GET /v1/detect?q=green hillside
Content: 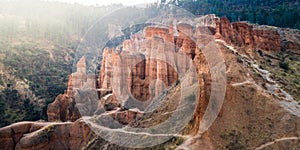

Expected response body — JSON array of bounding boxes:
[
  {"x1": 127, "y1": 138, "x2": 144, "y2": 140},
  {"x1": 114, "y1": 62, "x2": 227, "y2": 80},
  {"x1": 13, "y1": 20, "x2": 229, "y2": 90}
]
[
  {"x1": 0, "y1": 0, "x2": 122, "y2": 127},
  {"x1": 162, "y1": 0, "x2": 300, "y2": 29}
]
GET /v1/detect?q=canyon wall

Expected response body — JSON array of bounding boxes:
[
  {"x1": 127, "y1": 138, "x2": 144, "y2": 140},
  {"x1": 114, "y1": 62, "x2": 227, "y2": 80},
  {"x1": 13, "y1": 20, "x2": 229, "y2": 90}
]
[
  {"x1": 48, "y1": 15, "x2": 286, "y2": 124},
  {"x1": 215, "y1": 17, "x2": 281, "y2": 52},
  {"x1": 3, "y1": 14, "x2": 300, "y2": 149},
  {"x1": 98, "y1": 25, "x2": 197, "y2": 109}
]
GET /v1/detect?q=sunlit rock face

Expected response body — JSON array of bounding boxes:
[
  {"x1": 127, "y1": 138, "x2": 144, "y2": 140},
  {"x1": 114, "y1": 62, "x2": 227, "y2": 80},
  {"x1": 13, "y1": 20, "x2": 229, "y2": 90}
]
[
  {"x1": 48, "y1": 57, "x2": 97, "y2": 122},
  {"x1": 47, "y1": 93, "x2": 81, "y2": 122},
  {"x1": 48, "y1": 15, "x2": 286, "y2": 123},
  {"x1": 97, "y1": 22, "x2": 210, "y2": 110},
  {"x1": 215, "y1": 17, "x2": 281, "y2": 52},
  {"x1": 48, "y1": 15, "x2": 216, "y2": 121},
  {"x1": 67, "y1": 56, "x2": 96, "y2": 96},
  {"x1": 3, "y1": 13, "x2": 300, "y2": 150},
  {"x1": 0, "y1": 120, "x2": 91, "y2": 150}
]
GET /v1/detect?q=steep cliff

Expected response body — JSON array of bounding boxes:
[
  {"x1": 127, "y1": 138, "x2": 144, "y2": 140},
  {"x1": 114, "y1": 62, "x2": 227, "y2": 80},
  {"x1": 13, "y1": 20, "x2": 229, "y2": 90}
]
[
  {"x1": 215, "y1": 17, "x2": 281, "y2": 56},
  {"x1": 1, "y1": 14, "x2": 300, "y2": 150}
]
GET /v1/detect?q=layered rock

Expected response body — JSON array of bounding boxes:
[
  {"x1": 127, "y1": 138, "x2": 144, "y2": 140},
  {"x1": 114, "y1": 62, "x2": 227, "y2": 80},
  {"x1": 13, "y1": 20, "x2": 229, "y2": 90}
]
[
  {"x1": 67, "y1": 56, "x2": 96, "y2": 96},
  {"x1": 0, "y1": 120, "x2": 92, "y2": 150},
  {"x1": 2, "y1": 14, "x2": 300, "y2": 150},
  {"x1": 95, "y1": 17, "x2": 227, "y2": 117},
  {"x1": 215, "y1": 17, "x2": 281, "y2": 52},
  {"x1": 47, "y1": 94, "x2": 80, "y2": 122},
  {"x1": 48, "y1": 57, "x2": 96, "y2": 122},
  {"x1": 144, "y1": 25, "x2": 174, "y2": 43},
  {"x1": 98, "y1": 23, "x2": 203, "y2": 110}
]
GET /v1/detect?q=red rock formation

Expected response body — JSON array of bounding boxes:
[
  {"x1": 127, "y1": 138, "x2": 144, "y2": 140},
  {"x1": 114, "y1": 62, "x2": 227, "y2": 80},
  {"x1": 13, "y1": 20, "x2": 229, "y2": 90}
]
[
  {"x1": 46, "y1": 56, "x2": 98, "y2": 122},
  {"x1": 0, "y1": 120, "x2": 92, "y2": 150},
  {"x1": 4, "y1": 14, "x2": 300, "y2": 150},
  {"x1": 196, "y1": 26, "x2": 216, "y2": 36},
  {"x1": 71, "y1": 57, "x2": 88, "y2": 89},
  {"x1": 98, "y1": 25, "x2": 201, "y2": 108},
  {"x1": 98, "y1": 48, "x2": 115, "y2": 92},
  {"x1": 144, "y1": 26, "x2": 174, "y2": 43},
  {"x1": 253, "y1": 29, "x2": 281, "y2": 51},
  {"x1": 176, "y1": 23, "x2": 196, "y2": 59},
  {"x1": 215, "y1": 17, "x2": 281, "y2": 52},
  {"x1": 51, "y1": 16, "x2": 282, "y2": 126},
  {"x1": 66, "y1": 75, "x2": 73, "y2": 96},
  {"x1": 47, "y1": 94, "x2": 80, "y2": 122},
  {"x1": 111, "y1": 110, "x2": 143, "y2": 125},
  {"x1": 49, "y1": 57, "x2": 99, "y2": 122},
  {"x1": 67, "y1": 56, "x2": 96, "y2": 96}
]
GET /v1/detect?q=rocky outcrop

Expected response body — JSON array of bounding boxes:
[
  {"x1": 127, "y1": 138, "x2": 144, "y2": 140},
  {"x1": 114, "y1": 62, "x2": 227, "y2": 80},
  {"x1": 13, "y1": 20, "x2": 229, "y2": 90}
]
[
  {"x1": 47, "y1": 94, "x2": 80, "y2": 122},
  {"x1": 67, "y1": 57, "x2": 96, "y2": 96},
  {"x1": 48, "y1": 57, "x2": 98, "y2": 122},
  {"x1": 98, "y1": 23, "x2": 203, "y2": 110},
  {"x1": 215, "y1": 17, "x2": 281, "y2": 52},
  {"x1": 0, "y1": 120, "x2": 92, "y2": 150},
  {"x1": 3, "y1": 14, "x2": 300, "y2": 150},
  {"x1": 278, "y1": 28, "x2": 300, "y2": 51},
  {"x1": 0, "y1": 122, "x2": 45, "y2": 150},
  {"x1": 51, "y1": 15, "x2": 287, "y2": 123}
]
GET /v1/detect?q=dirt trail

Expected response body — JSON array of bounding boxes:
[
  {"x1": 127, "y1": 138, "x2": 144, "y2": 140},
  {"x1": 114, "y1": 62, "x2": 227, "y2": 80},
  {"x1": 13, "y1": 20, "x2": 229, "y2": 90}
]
[
  {"x1": 216, "y1": 39, "x2": 300, "y2": 117},
  {"x1": 255, "y1": 137, "x2": 300, "y2": 150}
]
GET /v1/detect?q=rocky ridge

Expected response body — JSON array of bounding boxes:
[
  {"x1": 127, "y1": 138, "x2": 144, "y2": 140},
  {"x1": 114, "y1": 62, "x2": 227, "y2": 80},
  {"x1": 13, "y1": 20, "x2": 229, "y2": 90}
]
[{"x1": 1, "y1": 14, "x2": 300, "y2": 150}]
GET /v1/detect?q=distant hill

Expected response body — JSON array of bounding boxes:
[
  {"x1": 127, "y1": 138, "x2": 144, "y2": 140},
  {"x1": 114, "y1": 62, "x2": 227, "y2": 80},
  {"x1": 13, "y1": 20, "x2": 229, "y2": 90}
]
[{"x1": 162, "y1": 0, "x2": 300, "y2": 29}]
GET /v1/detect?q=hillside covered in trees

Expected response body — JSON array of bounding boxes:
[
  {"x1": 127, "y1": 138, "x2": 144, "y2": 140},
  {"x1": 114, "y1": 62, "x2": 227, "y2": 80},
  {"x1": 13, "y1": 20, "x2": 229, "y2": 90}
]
[
  {"x1": 162, "y1": 0, "x2": 300, "y2": 29},
  {"x1": 0, "y1": 0, "x2": 160, "y2": 127},
  {"x1": 0, "y1": 0, "x2": 123, "y2": 127}
]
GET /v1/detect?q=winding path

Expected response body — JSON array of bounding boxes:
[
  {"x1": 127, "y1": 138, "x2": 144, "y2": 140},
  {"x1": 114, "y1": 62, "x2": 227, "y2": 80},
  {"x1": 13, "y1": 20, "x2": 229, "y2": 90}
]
[{"x1": 255, "y1": 137, "x2": 300, "y2": 150}]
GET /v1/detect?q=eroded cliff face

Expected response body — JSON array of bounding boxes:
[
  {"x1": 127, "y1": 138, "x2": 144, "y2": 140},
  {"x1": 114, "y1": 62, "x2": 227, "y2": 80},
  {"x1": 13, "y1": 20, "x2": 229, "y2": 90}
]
[
  {"x1": 47, "y1": 56, "x2": 96, "y2": 122},
  {"x1": 215, "y1": 17, "x2": 281, "y2": 55},
  {"x1": 177, "y1": 40, "x2": 300, "y2": 149},
  {"x1": 0, "y1": 120, "x2": 92, "y2": 150},
  {"x1": 98, "y1": 23, "x2": 204, "y2": 110},
  {"x1": 1, "y1": 15, "x2": 300, "y2": 150},
  {"x1": 47, "y1": 94, "x2": 80, "y2": 122},
  {"x1": 52, "y1": 15, "x2": 287, "y2": 124}
]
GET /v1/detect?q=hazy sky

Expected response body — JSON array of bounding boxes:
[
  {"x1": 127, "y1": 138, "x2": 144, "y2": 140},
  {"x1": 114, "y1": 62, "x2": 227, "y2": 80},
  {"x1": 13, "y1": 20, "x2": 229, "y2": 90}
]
[{"x1": 46, "y1": 0, "x2": 158, "y2": 6}]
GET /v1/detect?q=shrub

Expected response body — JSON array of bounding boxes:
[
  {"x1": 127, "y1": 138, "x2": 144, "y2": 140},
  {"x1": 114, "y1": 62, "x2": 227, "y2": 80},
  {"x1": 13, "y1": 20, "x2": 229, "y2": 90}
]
[
  {"x1": 257, "y1": 49, "x2": 264, "y2": 57},
  {"x1": 279, "y1": 61, "x2": 289, "y2": 71},
  {"x1": 237, "y1": 56, "x2": 243, "y2": 63}
]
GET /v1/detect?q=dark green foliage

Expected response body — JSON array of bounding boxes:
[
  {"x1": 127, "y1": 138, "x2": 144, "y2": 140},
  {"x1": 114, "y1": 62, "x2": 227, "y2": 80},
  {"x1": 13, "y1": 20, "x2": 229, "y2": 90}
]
[
  {"x1": 237, "y1": 56, "x2": 243, "y2": 63},
  {"x1": 104, "y1": 23, "x2": 151, "y2": 48},
  {"x1": 0, "y1": 99, "x2": 8, "y2": 127},
  {"x1": 0, "y1": 0, "x2": 162, "y2": 125},
  {"x1": 162, "y1": 0, "x2": 300, "y2": 29},
  {"x1": 0, "y1": 88, "x2": 40, "y2": 127},
  {"x1": 279, "y1": 61, "x2": 289, "y2": 71},
  {"x1": 220, "y1": 129, "x2": 246, "y2": 150},
  {"x1": 0, "y1": 0, "x2": 124, "y2": 124},
  {"x1": 257, "y1": 50, "x2": 264, "y2": 57},
  {"x1": 23, "y1": 99, "x2": 40, "y2": 121}
]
